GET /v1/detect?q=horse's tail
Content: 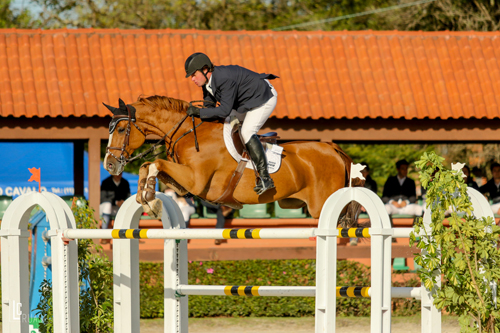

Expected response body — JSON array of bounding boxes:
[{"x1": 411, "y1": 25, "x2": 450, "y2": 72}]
[{"x1": 326, "y1": 142, "x2": 364, "y2": 228}]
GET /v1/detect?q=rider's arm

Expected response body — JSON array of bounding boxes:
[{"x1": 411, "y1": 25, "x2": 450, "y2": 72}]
[{"x1": 200, "y1": 79, "x2": 237, "y2": 119}]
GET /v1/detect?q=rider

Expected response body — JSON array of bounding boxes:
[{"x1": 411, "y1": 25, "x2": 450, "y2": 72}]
[{"x1": 184, "y1": 52, "x2": 279, "y2": 195}]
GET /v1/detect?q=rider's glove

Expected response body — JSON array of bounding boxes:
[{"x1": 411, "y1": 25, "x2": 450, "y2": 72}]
[{"x1": 187, "y1": 105, "x2": 201, "y2": 117}]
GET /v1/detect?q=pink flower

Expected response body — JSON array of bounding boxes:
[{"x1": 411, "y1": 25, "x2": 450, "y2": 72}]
[
  {"x1": 199, "y1": 261, "x2": 203, "y2": 265},
  {"x1": 189, "y1": 261, "x2": 192, "y2": 263},
  {"x1": 283, "y1": 271, "x2": 286, "y2": 274},
  {"x1": 207, "y1": 268, "x2": 214, "y2": 274}
]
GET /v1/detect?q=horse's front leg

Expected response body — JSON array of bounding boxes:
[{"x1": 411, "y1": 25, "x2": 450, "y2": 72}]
[
  {"x1": 136, "y1": 161, "x2": 152, "y2": 206},
  {"x1": 138, "y1": 159, "x2": 198, "y2": 218}
]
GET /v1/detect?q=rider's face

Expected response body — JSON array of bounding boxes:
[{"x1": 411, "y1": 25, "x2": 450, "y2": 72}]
[{"x1": 190, "y1": 69, "x2": 209, "y2": 87}]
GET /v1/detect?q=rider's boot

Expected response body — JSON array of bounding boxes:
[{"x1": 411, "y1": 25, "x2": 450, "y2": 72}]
[{"x1": 245, "y1": 134, "x2": 275, "y2": 195}]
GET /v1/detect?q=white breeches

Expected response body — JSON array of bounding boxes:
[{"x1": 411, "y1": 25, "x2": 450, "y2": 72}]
[
  {"x1": 232, "y1": 80, "x2": 278, "y2": 144},
  {"x1": 385, "y1": 203, "x2": 423, "y2": 216}
]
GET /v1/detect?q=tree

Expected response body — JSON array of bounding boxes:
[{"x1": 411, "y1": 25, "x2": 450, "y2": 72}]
[
  {"x1": 339, "y1": 143, "x2": 435, "y2": 196},
  {"x1": 0, "y1": 0, "x2": 35, "y2": 28},
  {"x1": 413, "y1": 152, "x2": 500, "y2": 332},
  {"x1": 395, "y1": 0, "x2": 500, "y2": 31},
  {"x1": 31, "y1": 0, "x2": 402, "y2": 30}
]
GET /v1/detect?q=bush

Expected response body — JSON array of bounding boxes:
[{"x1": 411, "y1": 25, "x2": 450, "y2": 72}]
[{"x1": 139, "y1": 259, "x2": 421, "y2": 318}]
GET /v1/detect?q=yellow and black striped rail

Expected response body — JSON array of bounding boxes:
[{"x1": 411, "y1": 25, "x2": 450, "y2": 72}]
[
  {"x1": 336, "y1": 286, "x2": 370, "y2": 298},
  {"x1": 217, "y1": 286, "x2": 370, "y2": 297},
  {"x1": 111, "y1": 229, "x2": 149, "y2": 239},
  {"x1": 223, "y1": 286, "x2": 261, "y2": 296},
  {"x1": 222, "y1": 229, "x2": 261, "y2": 239},
  {"x1": 337, "y1": 228, "x2": 370, "y2": 238},
  {"x1": 109, "y1": 228, "x2": 263, "y2": 239},
  {"x1": 108, "y1": 228, "x2": 368, "y2": 240}
]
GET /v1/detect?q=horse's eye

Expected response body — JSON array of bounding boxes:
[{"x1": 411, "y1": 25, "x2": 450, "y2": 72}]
[{"x1": 117, "y1": 127, "x2": 125, "y2": 134}]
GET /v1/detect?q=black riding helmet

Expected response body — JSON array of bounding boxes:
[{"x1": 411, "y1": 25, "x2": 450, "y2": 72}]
[{"x1": 185, "y1": 52, "x2": 213, "y2": 78}]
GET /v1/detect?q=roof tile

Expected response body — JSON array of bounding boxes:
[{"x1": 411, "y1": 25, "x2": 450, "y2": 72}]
[{"x1": 0, "y1": 29, "x2": 500, "y2": 119}]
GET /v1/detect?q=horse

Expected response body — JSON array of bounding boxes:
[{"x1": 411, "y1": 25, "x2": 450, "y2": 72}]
[{"x1": 103, "y1": 96, "x2": 362, "y2": 222}]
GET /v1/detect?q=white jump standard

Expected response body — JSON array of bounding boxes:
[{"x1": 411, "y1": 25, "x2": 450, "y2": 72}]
[{"x1": 5, "y1": 186, "x2": 482, "y2": 333}]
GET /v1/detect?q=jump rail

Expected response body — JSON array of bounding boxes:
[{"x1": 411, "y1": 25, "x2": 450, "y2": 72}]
[{"x1": 1, "y1": 187, "x2": 493, "y2": 333}]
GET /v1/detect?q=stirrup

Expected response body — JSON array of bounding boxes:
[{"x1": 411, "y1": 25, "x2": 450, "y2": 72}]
[{"x1": 254, "y1": 177, "x2": 275, "y2": 195}]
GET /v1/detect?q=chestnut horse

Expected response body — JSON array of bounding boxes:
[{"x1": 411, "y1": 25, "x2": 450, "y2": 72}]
[{"x1": 103, "y1": 96, "x2": 361, "y2": 221}]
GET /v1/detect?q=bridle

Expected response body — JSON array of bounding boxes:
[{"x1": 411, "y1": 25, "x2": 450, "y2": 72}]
[{"x1": 106, "y1": 104, "x2": 203, "y2": 169}]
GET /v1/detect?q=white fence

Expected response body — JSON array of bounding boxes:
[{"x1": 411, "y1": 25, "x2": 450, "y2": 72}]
[{"x1": 1, "y1": 187, "x2": 494, "y2": 333}]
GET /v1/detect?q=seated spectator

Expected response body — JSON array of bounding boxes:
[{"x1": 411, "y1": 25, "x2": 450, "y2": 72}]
[
  {"x1": 100, "y1": 173, "x2": 131, "y2": 243},
  {"x1": 462, "y1": 165, "x2": 479, "y2": 190},
  {"x1": 479, "y1": 162, "x2": 500, "y2": 215},
  {"x1": 164, "y1": 189, "x2": 196, "y2": 226},
  {"x1": 382, "y1": 159, "x2": 423, "y2": 217}
]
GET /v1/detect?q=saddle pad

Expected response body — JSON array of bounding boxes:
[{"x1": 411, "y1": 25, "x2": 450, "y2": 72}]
[{"x1": 223, "y1": 117, "x2": 283, "y2": 174}]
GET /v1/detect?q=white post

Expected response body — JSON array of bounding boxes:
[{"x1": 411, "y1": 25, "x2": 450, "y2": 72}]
[
  {"x1": 45, "y1": 193, "x2": 79, "y2": 333},
  {"x1": 156, "y1": 193, "x2": 188, "y2": 333},
  {"x1": 362, "y1": 189, "x2": 393, "y2": 333},
  {"x1": 315, "y1": 187, "x2": 392, "y2": 333},
  {"x1": 112, "y1": 196, "x2": 143, "y2": 333},
  {"x1": 1, "y1": 192, "x2": 79, "y2": 333},
  {"x1": 421, "y1": 207, "x2": 441, "y2": 333}
]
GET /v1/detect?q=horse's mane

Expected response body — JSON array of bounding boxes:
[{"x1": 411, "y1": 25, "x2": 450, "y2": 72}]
[{"x1": 137, "y1": 95, "x2": 190, "y2": 113}]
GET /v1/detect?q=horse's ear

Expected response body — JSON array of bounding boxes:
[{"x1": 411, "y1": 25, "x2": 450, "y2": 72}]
[
  {"x1": 103, "y1": 102, "x2": 119, "y2": 115},
  {"x1": 119, "y1": 98, "x2": 127, "y2": 110}
]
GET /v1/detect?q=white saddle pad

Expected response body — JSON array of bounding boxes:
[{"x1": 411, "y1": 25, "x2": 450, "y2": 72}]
[{"x1": 223, "y1": 117, "x2": 283, "y2": 174}]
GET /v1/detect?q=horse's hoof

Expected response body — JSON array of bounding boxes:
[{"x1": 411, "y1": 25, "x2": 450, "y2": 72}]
[{"x1": 146, "y1": 198, "x2": 162, "y2": 219}]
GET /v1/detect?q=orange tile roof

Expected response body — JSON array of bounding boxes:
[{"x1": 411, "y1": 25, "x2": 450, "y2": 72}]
[{"x1": 1, "y1": 29, "x2": 500, "y2": 120}]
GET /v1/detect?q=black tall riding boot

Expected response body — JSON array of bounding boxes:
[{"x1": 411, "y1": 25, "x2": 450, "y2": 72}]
[{"x1": 245, "y1": 134, "x2": 275, "y2": 195}]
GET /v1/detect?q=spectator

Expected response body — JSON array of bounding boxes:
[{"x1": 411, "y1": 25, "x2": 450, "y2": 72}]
[
  {"x1": 361, "y1": 162, "x2": 377, "y2": 194},
  {"x1": 472, "y1": 166, "x2": 486, "y2": 188},
  {"x1": 382, "y1": 159, "x2": 423, "y2": 217},
  {"x1": 200, "y1": 200, "x2": 234, "y2": 245},
  {"x1": 100, "y1": 173, "x2": 131, "y2": 243},
  {"x1": 462, "y1": 165, "x2": 479, "y2": 190},
  {"x1": 351, "y1": 162, "x2": 378, "y2": 246},
  {"x1": 164, "y1": 189, "x2": 196, "y2": 226},
  {"x1": 479, "y1": 162, "x2": 500, "y2": 215}
]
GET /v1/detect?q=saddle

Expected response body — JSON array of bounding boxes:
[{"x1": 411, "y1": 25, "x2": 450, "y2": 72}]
[
  {"x1": 213, "y1": 119, "x2": 280, "y2": 209},
  {"x1": 230, "y1": 121, "x2": 280, "y2": 156}
]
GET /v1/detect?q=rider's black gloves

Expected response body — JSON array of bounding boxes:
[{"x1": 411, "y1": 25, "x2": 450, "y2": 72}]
[{"x1": 187, "y1": 105, "x2": 201, "y2": 117}]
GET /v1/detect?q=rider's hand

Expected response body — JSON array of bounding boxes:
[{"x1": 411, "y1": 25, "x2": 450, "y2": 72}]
[{"x1": 187, "y1": 105, "x2": 201, "y2": 117}]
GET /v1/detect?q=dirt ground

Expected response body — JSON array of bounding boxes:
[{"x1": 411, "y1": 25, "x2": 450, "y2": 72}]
[{"x1": 140, "y1": 316, "x2": 460, "y2": 333}]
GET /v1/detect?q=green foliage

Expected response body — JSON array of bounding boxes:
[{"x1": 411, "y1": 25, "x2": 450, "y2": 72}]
[
  {"x1": 139, "y1": 259, "x2": 420, "y2": 318},
  {"x1": 31, "y1": 0, "x2": 403, "y2": 30},
  {"x1": 395, "y1": 0, "x2": 500, "y2": 32},
  {"x1": 412, "y1": 151, "x2": 500, "y2": 332},
  {"x1": 339, "y1": 144, "x2": 435, "y2": 196},
  {"x1": 0, "y1": 0, "x2": 35, "y2": 28},
  {"x1": 35, "y1": 198, "x2": 114, "y2": 332}
]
